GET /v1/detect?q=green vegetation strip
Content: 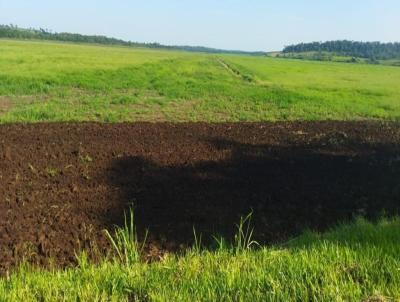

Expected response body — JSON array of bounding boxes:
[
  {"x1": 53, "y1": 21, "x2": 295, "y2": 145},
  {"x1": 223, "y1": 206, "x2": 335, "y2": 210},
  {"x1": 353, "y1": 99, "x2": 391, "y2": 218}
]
[
  {"x1": 1, "y1": 216, "x2": 399, "y2": 301},
  {"x1": 1, "y1": 40, "x2": 400, "y2": 122}
]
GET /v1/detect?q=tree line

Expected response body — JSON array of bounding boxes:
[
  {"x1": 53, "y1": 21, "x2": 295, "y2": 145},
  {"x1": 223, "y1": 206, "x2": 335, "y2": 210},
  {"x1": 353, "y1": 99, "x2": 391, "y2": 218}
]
[
  {"x1": 0, "y1": 24, "x2": 265, "y2": 56},
  {"x1": 283, "y1": 40, "x2": 400, "y2": 60}
]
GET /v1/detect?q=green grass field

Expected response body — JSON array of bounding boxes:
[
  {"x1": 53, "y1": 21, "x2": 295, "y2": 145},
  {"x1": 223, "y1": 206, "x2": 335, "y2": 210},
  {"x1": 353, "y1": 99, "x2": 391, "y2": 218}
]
[
  {"x1": 1, "y1": 39, "x2": 400, "y2": 122},
  {"x1": 1, "y1": 216, "x2": 399, "y2": 301}
]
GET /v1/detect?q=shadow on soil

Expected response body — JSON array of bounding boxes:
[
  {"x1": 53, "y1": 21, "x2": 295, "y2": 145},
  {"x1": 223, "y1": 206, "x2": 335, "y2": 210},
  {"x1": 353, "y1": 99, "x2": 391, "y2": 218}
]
[{"x1": 107, "y1": 136, "x2": 400, "y2": 249}]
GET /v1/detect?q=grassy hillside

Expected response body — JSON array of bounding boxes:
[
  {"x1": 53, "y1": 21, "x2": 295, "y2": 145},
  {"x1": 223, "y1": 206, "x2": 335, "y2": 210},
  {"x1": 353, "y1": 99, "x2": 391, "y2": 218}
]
[
  {"x1": 1, "y1": 217, "x2": 399, "y2": 301},
  {"x1": 225, "y1": 55, "x2": 400, "y2": 119},
  {"x1": 1, "y1": 39, "x2": 400, "y2": 122}
]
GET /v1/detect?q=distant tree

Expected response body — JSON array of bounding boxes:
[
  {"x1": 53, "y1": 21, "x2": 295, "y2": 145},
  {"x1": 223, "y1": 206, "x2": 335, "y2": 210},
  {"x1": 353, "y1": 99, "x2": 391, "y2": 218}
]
[
  {"x1": 367, "y1": 56, "x2": 380, "y2": 65},
  {"x1": 283, "y1": 40, "x2": 400, "y2": 60},
  {"x1": 0, "y1": 24, "x2": 266, "y2": 56}
]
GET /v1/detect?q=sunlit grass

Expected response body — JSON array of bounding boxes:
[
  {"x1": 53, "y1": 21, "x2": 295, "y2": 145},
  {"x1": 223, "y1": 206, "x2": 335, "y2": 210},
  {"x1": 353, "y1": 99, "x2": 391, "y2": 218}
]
[
  {"x1": 0, "y1": 216, "x2": 399, "y2": 301},
  {"x1": 1, "y1": 39, "x2": 400, "y2": 122}
]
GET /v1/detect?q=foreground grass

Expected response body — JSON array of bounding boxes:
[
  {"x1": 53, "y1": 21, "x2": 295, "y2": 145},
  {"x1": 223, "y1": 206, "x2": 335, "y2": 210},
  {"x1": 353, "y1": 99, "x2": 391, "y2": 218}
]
[
  {"x1": 0, "y1": 217, "x2": 399, "y2": 301},
  {"x1": 1, "y1": 39, "x2": 400, "y2": 122}
]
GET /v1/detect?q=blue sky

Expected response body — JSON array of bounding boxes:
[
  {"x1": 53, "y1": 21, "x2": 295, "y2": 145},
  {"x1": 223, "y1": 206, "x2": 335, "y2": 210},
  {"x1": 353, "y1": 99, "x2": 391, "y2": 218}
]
[{"x1": 1, "y1": 0, "x2": 399, "y2": 51}]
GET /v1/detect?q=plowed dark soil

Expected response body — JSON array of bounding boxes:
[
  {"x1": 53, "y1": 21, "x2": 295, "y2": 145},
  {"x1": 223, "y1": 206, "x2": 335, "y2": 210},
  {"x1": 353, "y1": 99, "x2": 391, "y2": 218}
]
[{"x1": 1, "y1": 122, "x2": 400, "y2": 272}]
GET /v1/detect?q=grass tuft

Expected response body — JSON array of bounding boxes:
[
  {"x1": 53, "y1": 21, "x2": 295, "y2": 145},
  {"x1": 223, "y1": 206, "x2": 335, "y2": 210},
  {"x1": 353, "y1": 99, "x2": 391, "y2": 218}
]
[
  {"x1": 233, "y1": 211, "x2": 259, "y2": 254},
  {"x1": 104, "y1": 209, "x2": 147, "y2": 266}
]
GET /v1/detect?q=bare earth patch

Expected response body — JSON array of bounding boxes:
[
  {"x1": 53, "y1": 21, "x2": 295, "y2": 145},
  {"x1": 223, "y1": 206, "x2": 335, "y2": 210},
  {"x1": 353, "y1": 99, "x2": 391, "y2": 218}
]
[
  {"x1": 0, "y1": 97, "x2": 14, "y2": 114},
  {"x1": 0, "y1": 121, "x2": 400, "y2": 273}
]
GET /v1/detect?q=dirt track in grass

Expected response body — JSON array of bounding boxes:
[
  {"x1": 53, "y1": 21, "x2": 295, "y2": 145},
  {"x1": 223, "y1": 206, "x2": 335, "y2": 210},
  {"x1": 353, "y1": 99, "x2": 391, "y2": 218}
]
[{"x1": 0, "y1": 122, "x2": 400, "y2": 272}]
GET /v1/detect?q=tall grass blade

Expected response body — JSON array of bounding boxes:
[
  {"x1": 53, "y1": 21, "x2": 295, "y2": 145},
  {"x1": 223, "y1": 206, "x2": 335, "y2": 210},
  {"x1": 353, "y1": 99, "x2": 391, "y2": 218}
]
[{"x1": 104, "y1": 208, "x2": 147, "y2": 266}]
